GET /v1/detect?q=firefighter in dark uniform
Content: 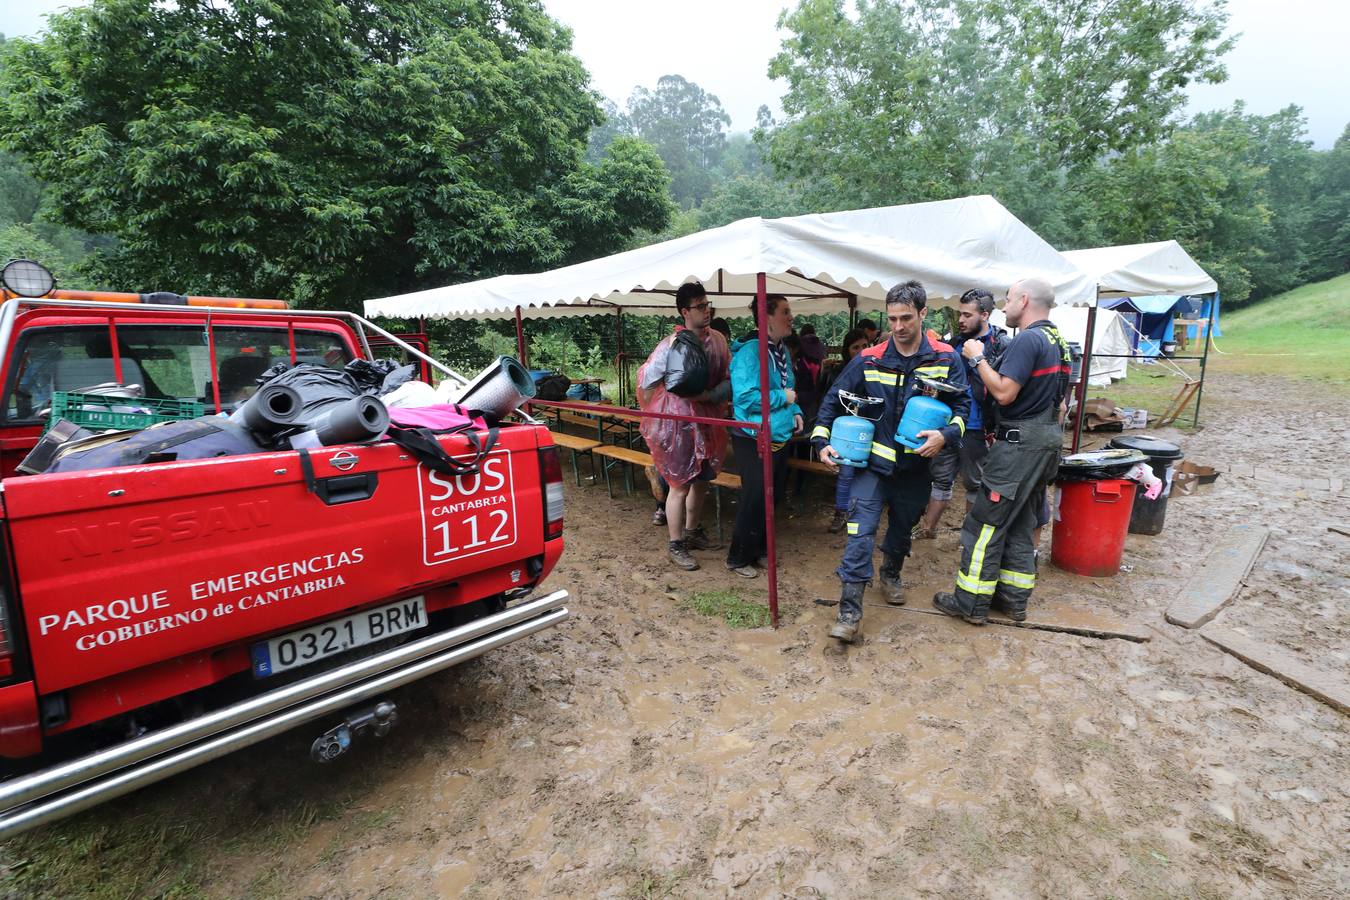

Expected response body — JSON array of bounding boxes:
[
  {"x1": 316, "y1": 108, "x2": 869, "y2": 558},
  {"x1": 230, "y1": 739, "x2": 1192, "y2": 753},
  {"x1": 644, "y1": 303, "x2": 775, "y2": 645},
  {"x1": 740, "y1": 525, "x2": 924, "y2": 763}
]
[
  {"x1": 814, "y1": 281, "x2": 970, "y2": 643},
  {"x1": 934, "y1": 278, "x2": 1070, "y2": 624}
]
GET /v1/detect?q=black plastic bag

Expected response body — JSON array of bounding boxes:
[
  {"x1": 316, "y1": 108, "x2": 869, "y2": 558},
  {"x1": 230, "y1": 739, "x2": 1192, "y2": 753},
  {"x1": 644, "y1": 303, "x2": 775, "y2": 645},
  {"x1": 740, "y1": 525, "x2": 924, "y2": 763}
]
[
  {"x1": 535, "y1": 374, "x2": 572, "y2": 401},
  {"x1": 664, "y1": 330, "x2": 709, "y2": 398},
  {"x1": 47, "y1": 418, "x2": 264, "y2": 473},
  {"x1": 254, "y1": 359, "x2": 410, "y2": 424}
]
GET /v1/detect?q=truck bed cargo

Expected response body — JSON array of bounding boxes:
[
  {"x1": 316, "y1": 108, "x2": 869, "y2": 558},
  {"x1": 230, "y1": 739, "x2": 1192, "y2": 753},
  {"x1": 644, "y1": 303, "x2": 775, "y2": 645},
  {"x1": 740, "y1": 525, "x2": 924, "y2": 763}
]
[{"x1": 0, "y1": 269, "x2": 569, "y2": 836}]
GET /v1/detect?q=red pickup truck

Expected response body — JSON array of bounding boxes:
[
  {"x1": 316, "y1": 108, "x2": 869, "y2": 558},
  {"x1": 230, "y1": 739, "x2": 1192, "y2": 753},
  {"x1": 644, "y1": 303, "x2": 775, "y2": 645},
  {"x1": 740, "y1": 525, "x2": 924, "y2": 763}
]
[{"x1": 0, "y1": 263, "x2": 568, "y2": 838}]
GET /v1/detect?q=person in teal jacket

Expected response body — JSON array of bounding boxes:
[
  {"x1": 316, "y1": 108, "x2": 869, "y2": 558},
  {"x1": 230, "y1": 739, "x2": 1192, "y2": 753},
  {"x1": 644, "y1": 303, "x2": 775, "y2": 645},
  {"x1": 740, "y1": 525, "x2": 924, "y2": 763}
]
[{"x1": 725, "y1": 294, "x2": 803, "y2": 577}]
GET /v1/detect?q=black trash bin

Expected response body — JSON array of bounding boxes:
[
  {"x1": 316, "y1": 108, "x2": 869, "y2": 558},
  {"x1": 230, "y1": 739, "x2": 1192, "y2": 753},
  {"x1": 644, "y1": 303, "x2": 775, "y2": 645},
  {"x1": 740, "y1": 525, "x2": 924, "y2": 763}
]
[{"x1": 1107, "y1": 435, "x2": 1183, "y2": 535}]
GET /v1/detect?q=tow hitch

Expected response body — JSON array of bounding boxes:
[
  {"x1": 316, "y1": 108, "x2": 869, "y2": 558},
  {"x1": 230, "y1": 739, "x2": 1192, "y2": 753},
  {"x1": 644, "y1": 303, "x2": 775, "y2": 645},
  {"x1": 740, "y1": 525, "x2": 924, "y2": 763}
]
[{"x1": 311, "y1": 700, "x2": 398, "y2": 762}]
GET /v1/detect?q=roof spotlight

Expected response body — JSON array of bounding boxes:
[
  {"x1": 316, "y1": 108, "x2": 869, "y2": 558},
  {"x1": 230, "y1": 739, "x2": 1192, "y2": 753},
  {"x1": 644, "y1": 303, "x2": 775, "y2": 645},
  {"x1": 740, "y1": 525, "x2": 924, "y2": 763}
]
[{"x1": 2, "y1": 259, "x2": 57, "y2": 298}]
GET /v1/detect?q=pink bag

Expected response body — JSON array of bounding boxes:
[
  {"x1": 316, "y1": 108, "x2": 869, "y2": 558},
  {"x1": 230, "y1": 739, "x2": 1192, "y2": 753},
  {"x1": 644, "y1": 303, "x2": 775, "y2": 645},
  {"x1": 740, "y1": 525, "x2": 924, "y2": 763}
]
[{"x1": 387, "y1": 403, "x2": 488, "y2": 431}]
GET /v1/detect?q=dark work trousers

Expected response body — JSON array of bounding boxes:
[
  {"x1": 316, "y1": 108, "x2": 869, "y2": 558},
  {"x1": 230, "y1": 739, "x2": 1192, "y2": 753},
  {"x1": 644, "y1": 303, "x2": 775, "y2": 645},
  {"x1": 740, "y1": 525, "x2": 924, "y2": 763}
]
[
  {"x1": 951, "y1": 416, "x2": 1060, "y2": 617},
  {"x1": 727, "y1": 432, "x2": 791, "y2": 568},
  {"x1": 836, "y1": 457, "x2": 932, "y2": 621}
]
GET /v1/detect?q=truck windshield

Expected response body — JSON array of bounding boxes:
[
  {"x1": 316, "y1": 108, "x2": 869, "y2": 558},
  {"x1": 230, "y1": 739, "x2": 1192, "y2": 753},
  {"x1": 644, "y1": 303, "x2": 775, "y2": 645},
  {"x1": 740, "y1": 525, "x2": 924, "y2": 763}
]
[{"x1": 4, "y1": 324, "x2": 351, "y2": 422}]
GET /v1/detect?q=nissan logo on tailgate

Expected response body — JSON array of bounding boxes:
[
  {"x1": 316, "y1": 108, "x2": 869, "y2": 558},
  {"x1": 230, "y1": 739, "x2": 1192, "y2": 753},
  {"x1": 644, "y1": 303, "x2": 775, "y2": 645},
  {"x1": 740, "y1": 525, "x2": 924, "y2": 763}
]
[{"x1": 329, "y1": 451, "x2": 359, "y2": 471}]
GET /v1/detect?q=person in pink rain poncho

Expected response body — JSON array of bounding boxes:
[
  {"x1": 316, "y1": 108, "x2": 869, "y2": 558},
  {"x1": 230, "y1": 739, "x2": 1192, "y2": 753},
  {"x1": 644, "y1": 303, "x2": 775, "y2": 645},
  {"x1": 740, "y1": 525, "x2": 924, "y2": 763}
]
[{"x1": 637, "y1": 282, "x2": 732, "y2": 572}]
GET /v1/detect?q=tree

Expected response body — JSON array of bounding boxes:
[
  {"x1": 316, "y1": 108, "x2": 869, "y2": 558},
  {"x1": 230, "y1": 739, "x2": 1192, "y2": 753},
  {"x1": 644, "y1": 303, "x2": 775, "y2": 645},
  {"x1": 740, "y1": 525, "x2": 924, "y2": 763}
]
[
  {"x1": 1188, "y1": 103, "x2": 1318, "y2": 299},
  {"x1": 585, "y1": 97, "x2": 628, "y2": 163},
  {"x1": 0, "y1": 0, "x2": 671, "y2": 308},
  {"x1": 1073, "y1": 121, "x2": 1271, "y2": 304},
  {"x1": 625, "y1": 75, "x2": 731, "y2": 207},
  {"x1": 764, "y1": 0, "x2": 1233, "y2": 226},
  {"x1": 1303, "y1": 124, "x2": 1350, "y2": 284},
  {"x1": 697, "y1": 175, "x2": 807, "y2": 229}
]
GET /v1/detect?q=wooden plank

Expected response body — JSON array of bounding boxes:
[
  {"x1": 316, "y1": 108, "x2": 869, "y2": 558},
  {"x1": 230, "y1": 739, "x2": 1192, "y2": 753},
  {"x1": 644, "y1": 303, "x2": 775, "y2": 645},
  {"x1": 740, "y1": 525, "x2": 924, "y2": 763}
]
[
  {"x1": 548, "y1": 432, "x2": 601, "y2": 451},
  {"x1": 711, "y1": 471, "x2": 741, "y2": 490},
  {"x1": 1200, "y1": 625, "x2": 1350, "y2": 714},
  {"x1": 1164, "y1": 524, "x2": 1269, "y2": 629},
  {"x1": 787, "y1": 457, "x2": 835, "y2": 476},
  {"x1": 591, "y1": 445, "x2": 653, "y2": 466}
]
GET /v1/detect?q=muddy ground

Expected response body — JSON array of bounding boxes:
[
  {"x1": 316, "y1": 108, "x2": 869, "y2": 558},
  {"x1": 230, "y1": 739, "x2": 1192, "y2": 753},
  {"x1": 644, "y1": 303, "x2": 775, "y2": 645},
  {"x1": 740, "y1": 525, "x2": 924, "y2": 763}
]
[{"x1": 3, "y1": 371, "x2": 1347, "y2": 898}]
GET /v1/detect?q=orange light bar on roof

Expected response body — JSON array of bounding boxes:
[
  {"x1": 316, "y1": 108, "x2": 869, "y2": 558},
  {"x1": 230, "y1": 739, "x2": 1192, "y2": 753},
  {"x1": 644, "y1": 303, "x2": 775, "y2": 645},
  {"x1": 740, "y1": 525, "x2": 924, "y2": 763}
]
[{"x1": 32, "y1": 289, "x2": 288, "y2": 310}]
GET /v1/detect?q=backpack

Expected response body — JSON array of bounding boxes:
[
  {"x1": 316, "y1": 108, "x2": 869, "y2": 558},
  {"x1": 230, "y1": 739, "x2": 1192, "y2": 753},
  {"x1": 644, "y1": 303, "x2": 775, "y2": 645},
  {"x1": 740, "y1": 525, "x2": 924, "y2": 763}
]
[
  {"x1": 535, "y1": 374, "x2": 572, "y2": 401},
  {"x1": 664, "y1": 330, "x2": 710, "y2": 397}
]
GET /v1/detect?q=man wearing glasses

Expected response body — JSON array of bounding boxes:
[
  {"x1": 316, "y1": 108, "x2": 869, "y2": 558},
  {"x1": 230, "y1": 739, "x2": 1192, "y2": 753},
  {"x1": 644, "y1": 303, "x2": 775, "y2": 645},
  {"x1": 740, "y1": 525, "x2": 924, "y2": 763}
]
[{"x1": 636, "y1": 282, "x2": 733, "y2": 570}]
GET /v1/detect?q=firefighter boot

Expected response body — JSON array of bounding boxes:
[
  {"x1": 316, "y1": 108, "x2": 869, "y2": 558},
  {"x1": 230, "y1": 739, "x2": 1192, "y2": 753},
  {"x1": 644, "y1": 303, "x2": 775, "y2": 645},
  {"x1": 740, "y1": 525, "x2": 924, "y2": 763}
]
[
  {"x1": 932, "y1": 591, "x2": 987, "y2": 626},
  {"x1": 879, "y1": 555, "x2": 905, "y2": 606},
  {"x1": 992, "y1": 594, "x2": 1028, "y2": 622},
  {"x1": 828, "y1": 583, "x2": 866, "y2": 643}
]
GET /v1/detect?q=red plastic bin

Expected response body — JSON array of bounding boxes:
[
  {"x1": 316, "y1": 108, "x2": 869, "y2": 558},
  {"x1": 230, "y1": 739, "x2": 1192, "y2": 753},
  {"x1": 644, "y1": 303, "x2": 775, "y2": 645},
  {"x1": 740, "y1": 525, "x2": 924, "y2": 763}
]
[{"x1": 1051, "y1": 478, "x2": 1137, "y2": 577}]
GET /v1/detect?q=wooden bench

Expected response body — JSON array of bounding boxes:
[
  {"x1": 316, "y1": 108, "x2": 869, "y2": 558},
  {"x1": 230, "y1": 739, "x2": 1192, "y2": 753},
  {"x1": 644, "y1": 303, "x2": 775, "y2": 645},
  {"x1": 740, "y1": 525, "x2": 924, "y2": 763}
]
[
  {"x1": 548, "y1": 431, "x2": 602, "y2": 485},
  {"x1": 591, "y1": 444, "x2": 655, "y2": 498},
  {"x1": 784, "y1": 455, "x2": 840, "y2": 513},
  {"x1": 550, "y1": 407, "x2": 640, "y2": 447},
  {"x1": 786, "y1": 457, "x2": 835, "y2": 477}
]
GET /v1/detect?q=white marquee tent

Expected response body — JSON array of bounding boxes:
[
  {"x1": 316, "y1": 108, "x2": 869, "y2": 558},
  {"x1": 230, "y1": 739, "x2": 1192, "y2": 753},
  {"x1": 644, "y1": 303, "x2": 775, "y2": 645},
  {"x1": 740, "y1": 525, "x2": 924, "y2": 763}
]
[
  {"x1": 990, "y1": 307, "x2": 1132, "y2": 386},
  {"x1": 1063, "y1": 241, "x2": 1217, "y2": 299},
  {"x1": 364, "y1": 195, "x2": 1098, "y2": 320}
]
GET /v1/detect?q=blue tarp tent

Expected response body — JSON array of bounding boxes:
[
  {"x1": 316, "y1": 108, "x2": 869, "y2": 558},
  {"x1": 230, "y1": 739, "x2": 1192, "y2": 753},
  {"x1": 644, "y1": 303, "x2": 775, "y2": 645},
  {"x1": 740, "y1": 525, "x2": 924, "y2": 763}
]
[
  {"x1": 1102, "y1": 295, "x2": 1187, "y2": 355},
  {"x1": 1101, "y1": 294, "x2": 1220, "y2": 355}
]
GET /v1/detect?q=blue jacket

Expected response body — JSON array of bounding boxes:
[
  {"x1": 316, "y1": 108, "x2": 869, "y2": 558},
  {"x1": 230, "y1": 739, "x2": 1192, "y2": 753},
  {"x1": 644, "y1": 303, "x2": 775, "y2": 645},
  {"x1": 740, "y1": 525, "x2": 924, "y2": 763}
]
[
  {"x1": 730, "y1": 334, "x2": 802, "y2": 443},
  {"x1": 811, "y1": 334, "x2": 971, "y2": 477}
]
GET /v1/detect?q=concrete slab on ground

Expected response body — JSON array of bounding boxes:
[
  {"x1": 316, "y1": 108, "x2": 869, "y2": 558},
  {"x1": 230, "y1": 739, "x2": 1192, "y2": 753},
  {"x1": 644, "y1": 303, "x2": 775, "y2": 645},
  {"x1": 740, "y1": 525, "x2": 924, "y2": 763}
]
[
  {"x1": 1164, "y1": 524, "x2": 1269, "y2": 629},
  {"x1": 1200, "y1": 625, "x2": 1350, "y2": 714}
]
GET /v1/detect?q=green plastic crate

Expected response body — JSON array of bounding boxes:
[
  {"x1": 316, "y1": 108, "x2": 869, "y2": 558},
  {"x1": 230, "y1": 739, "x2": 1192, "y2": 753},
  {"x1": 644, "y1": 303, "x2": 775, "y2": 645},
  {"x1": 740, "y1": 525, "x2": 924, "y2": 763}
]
[{"x1": 47, "y1": 392, "x2": 205, "y2": 433}]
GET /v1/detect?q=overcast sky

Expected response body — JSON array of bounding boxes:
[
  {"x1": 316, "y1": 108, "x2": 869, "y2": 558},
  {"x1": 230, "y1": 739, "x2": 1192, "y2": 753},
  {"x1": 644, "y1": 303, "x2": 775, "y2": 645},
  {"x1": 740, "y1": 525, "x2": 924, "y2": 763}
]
[{"x1": 3, "y1": 0, "x2": 1346, "y2": 147}]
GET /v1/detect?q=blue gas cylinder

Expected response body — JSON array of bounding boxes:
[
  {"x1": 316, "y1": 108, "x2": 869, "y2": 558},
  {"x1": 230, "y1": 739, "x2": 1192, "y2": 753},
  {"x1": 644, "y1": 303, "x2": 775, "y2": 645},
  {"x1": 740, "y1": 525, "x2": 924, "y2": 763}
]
[
  {"x1": 894, "y1": 396, "x2": 951, "y2": 449},
  {"x1": 829, "y1": 415, "x2": 875, "y2": 467}
]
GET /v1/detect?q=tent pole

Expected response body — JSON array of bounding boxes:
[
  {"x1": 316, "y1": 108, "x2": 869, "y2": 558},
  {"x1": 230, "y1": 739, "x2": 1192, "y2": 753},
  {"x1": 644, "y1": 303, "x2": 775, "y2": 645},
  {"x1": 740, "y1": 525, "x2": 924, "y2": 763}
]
[
  {"x1": 1071, "y1": 301, "x2": 1098, "y2": 453},
  {"x1": 1193, "y1": 290, "x2": 1216, "y2": 427},
  {"x1": 755, "y1": 273, "x2": 780, "y2": 628},
  {"x1": 514, "y1": 305, "x2": 528, "y2": 367},
  {"x1": 615, "y1": 307, "x2": 625, "y2": 406},
  {"x1": 847, "y1": 294, "x2": 857, "y2": 331}
]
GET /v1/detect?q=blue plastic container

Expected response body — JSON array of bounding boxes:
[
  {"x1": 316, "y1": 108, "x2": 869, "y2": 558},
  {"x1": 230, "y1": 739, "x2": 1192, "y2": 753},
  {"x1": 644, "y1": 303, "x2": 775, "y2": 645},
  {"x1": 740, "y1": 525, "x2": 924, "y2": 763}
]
[
  {"x1": 894, "y1": 396, "x2": 951, "y2": 449},
  {"x1": 830, "y1": 416, "x2": 875, "y2": 467}
]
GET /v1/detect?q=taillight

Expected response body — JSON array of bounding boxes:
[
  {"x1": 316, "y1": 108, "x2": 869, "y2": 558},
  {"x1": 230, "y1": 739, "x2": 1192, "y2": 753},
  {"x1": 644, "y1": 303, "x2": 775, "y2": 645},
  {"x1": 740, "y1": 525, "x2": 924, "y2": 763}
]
[
  {"x1": 0, "y1": 570, "x2": 12, "y2": 678},
  {"x1": 539, "y1": 446, "x2": 564, "y2": 540}
]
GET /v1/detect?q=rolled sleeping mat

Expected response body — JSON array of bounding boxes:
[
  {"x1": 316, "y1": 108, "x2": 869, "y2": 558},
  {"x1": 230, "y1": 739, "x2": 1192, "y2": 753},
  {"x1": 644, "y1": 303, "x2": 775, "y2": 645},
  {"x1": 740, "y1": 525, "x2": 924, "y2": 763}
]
[
  {"x1": 450, "y1": 356, "x2": 536, "y2": 418},
  {"x1": 305, "y1": 395, "x2": 390, "y2": 446},
  {"x1": 233, "y1": 384, "x2": 303, "y2": 433}
]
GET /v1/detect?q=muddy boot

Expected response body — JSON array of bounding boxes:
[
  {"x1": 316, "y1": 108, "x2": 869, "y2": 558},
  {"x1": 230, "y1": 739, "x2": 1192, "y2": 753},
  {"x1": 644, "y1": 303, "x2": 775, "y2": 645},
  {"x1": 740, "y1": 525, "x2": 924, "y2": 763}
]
[
  {"x1": 991, "y1": 595, "x2": 1027, "y2": 622},
  {"x1": 932, "y1": 591, "x2": 987, "y2": 626},
  {"x1": 828, "y1": 583, "x2": 866, "y2": 643},
  {"x1": 878, "y1": 555, "x2": 905, "y2": 606},
  {"x1": 683, "y1": 525, "x2": 722, "y2": 551},
  {"x1": 668, "y1": 540, "x2": 699, "y2": 571},
  {"x1": 652, "y1": 506, "x2": 667, "y2": 526},
  {"x1": 827, "y1": 509, "x2": 847, "y2": 534}
]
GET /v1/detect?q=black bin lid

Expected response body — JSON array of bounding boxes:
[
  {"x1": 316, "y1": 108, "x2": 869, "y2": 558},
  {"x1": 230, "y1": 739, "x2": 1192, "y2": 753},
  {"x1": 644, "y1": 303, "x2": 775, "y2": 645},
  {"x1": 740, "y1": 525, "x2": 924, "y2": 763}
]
[{"x1": 1108, "y1": 435, "x2": 1183, "y2": 460}]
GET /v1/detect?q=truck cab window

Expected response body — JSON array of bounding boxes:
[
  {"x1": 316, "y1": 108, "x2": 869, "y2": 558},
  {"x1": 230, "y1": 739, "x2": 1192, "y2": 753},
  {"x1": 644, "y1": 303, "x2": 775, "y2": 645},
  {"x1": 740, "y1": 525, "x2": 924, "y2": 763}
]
[{"x1": 4, "y1": 324, "x2": 352, "y2": 423}]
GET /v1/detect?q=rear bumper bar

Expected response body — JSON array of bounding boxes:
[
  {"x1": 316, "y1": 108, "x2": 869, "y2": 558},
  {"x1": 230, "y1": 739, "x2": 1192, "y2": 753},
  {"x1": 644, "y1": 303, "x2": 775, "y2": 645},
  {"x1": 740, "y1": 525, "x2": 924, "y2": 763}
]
[{"x1": 0, "y1": 590, "x2": 569, "y2": 840}]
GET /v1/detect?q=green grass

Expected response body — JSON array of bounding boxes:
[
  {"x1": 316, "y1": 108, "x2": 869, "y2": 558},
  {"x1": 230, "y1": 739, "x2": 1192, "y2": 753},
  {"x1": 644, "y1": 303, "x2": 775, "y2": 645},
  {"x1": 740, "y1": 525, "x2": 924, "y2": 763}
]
[
  {"x1": 1076, "y1": 272, "x2": 1350, "y2": 427},
  {"x1": 1207, "y1": 271, "x2": 1350, "y2": 383},
  {"x1": 681, "y1": 590, "x2": 773, "y2": 629}
]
